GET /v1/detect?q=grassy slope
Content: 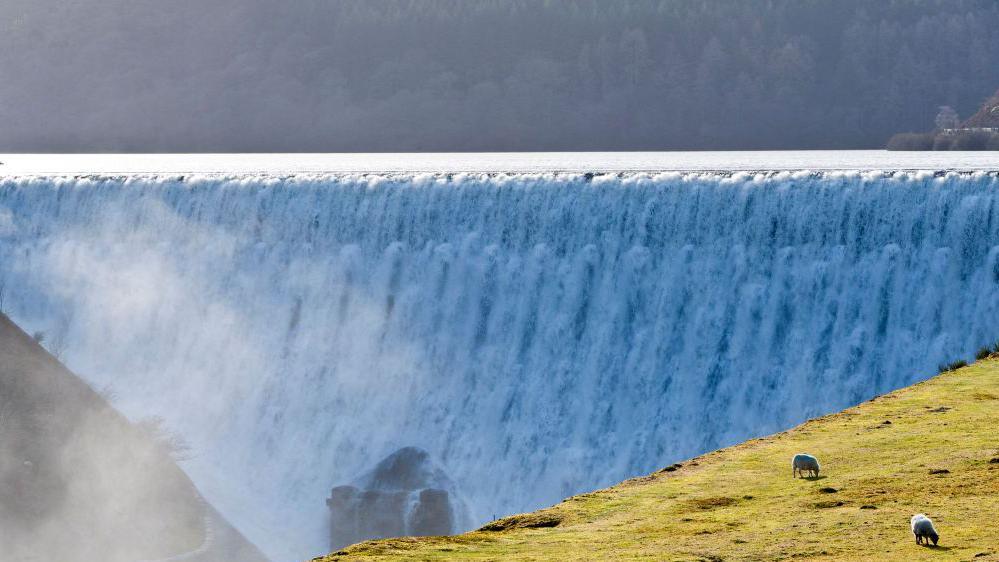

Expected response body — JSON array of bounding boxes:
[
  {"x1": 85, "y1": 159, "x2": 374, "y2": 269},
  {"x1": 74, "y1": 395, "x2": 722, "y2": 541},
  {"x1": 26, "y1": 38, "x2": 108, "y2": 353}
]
[{"x1": 315, "y1": 360, "x2": 999, "y2": 561}]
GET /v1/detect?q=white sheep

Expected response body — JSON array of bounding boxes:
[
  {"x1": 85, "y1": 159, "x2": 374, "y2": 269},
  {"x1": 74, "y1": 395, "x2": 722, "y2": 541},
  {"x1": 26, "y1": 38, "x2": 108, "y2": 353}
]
[
  {"x1": 911, "y1": 514, "x2": 939, "y2": 546},
  {"x1": 791, "y1": 453, "x2": 820, "y2": 478}
]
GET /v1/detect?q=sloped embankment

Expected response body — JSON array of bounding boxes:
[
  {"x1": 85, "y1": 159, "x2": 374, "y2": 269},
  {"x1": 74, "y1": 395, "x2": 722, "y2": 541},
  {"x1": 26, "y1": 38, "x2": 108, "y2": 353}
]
[
  {"x1": 0, "y1": 313, "x2": 267, "y2": 562},
  {"x1": 315, "y1": 361, "x2": 999, "y2": 561}
]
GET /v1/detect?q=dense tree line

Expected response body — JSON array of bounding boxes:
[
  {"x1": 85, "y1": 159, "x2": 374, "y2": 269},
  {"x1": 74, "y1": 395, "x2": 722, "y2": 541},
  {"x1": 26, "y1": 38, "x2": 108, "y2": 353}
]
[{"x1": 1, "y1": 0, "x2": 998, "y2": 151}]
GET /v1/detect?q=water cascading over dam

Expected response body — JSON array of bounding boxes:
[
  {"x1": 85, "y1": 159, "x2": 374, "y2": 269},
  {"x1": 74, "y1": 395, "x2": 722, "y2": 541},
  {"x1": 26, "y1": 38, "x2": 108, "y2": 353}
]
[{"x1": 2, "y1": 170, "x2": 998, "y2": 560}]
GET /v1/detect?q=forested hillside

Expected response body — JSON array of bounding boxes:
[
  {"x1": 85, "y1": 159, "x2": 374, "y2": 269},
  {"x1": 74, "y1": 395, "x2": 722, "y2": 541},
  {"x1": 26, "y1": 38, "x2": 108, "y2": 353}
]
[{"x1": 2, "y1": 0, "x2": 998, "y2": 151}]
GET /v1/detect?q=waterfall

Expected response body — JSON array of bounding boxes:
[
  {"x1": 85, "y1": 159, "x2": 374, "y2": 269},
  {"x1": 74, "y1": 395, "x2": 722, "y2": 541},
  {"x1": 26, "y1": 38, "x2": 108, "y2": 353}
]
[{"x1": 2, "y1": 170, "x2": 998, "y2": 560}]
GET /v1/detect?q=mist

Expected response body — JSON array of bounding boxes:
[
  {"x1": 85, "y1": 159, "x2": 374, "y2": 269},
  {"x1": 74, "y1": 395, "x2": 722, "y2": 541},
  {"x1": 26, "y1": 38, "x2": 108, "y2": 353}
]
[
  {"x1": 2, "y1": 179, "x2": 442, "y2": 559},
  {"x1": 0, "y1": 309, "x2": 266, "y2": 561},
  {"x1": 2, "y1": 0, "x2": 998, "y2": 152}
]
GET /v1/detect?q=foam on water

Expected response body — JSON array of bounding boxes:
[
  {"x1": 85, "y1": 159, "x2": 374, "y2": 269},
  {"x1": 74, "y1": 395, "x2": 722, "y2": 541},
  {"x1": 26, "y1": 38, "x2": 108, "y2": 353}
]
[{"x1": 1, "y1": 166, "x2": 998, "y2": 560}]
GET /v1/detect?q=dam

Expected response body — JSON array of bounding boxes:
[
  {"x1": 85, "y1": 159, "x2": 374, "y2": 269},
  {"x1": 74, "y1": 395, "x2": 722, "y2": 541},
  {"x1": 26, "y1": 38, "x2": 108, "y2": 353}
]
[{"x1": 1, "y1": 152, "x2": 997, "y2": 560}]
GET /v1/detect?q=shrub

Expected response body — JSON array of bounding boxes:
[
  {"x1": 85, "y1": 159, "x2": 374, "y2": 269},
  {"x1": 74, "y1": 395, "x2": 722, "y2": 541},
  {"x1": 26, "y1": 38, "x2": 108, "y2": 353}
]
[
  {"x1": 96, "y1": 384, "x2": 119, "y2": 404},
  {"x1": 975, "y1": 341, "x2": 999, "y2": 361},
  {"x1": 135, "y1": 416, "x2": 192, "y2": 461},
  {"x1": 932, "y1": 135, "x2": 954, "y2": 151},
  {"x1": 951, "y1": 131, "x2": 992, "y2": 150},
  {"x1": 886, "y1": 132, "x2": 934, "y2": 150},
  {"x1": 938, "y1": 359, "x2": 968, "y2": 373}
]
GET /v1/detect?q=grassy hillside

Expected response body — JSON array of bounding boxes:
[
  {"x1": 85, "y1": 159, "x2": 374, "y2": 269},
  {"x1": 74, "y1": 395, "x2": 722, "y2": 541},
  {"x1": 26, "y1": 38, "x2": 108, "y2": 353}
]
[{"x1": 315, "y1": 360, "x2": 999, "y2": 561}]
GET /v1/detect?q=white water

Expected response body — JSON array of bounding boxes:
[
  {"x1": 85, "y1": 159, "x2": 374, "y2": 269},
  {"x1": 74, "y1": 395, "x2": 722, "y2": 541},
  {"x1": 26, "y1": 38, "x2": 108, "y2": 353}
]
[
  {"x1": 1, "y1": 150, "x2": 998, "y2": 174},
  {"x1": 1, "y1": 157, "x2": 999, "y2": 560}
]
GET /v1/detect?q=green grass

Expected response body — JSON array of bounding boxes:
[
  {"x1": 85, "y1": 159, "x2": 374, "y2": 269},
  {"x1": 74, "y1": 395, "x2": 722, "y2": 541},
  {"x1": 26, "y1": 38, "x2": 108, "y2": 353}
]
[{"x1": 312, "y1": 360, "x2": 999, "y2": 561}]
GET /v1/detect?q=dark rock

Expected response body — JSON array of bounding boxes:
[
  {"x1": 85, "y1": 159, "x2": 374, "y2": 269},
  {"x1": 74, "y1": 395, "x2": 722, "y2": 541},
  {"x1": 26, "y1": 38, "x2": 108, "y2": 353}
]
[
  {"x1": 410, "y1": 489, "x2": 454, "y2": 536},
  {"x1": 687, "y1": 496, "x2": 737, "y2": 510},
  {"x1": 326, "y1": 447, "x2": 469, "y2": 550},
  {"x1": 860, "y1": 505, "x2": 877, "y2": 510},
  {"x1": 814, "y1": 501, "x2": 844, "y2": 508},
  {"x1": 818, "y1": 487, "x2": 838, "y2": 493},
  {"x1": 929, "y1": 469, "x2": 950, "y2": 474},
  {"x1": 364, "y1": 447, "x2": 439, "y2": 491},
  {"x1": 989, "y1": 458, "x2": 999, "y2": 464}
]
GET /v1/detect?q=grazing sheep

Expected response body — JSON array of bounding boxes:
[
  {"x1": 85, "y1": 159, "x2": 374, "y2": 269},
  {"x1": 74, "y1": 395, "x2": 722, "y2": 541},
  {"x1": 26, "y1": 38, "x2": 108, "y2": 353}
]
[
  {"x1": 911, "y1": 514, "x2": 939, "y2": 546},
  {"x1": 791, "y1": 453, "x2": 820, "y2": 478}
]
